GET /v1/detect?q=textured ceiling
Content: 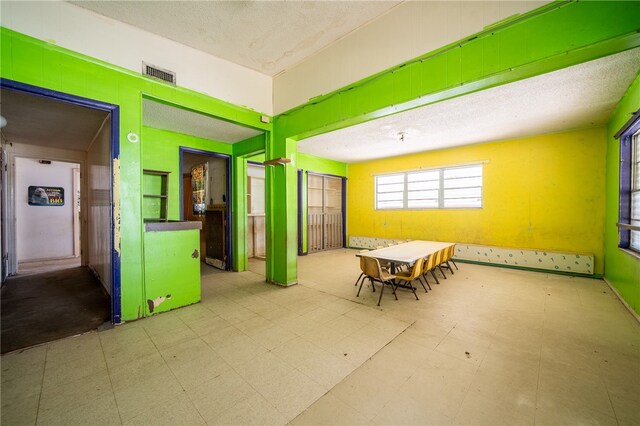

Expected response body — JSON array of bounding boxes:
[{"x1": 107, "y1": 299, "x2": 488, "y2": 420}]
[
  {"x1": 142, "y1": 98, "x2": 263, "y2": 143},
  {"x1": 70, "y1": 1, "x2": 401, "y2": 76},
  {"x1": 0, "y1": 89, "x2": 109, "y2": 151},
  {"x1": 298, "y1": 48, "x2": 640, "y2": 163}
]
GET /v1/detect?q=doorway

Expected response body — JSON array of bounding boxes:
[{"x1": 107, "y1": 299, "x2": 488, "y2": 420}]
[
  {"x1": 247, "y1": 163, "x2": 266, "y2": 260},
  {"x1": 0, "y1": 80, "x2": 119, "y2": 352},
  {"x1": 180, "y1": 148, "x2": 232, "y2": 271},
  {"x1": 307, "y1": 173, "x2": 345, "y2": 253},
  {"x1": 15, "y1": 157, "x2": 81, "y2": 273}
]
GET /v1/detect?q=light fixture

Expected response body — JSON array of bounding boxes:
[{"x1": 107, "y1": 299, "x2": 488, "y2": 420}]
[
  {"x1": 397, "y1": 131, "x2": 406, "y2": 142},
  {"x1": 0, "y1": 115, "x2": 7, "y2": 128}
]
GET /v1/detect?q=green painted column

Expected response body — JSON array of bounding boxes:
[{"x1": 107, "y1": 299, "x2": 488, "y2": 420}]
[{"x1": 265, "y1": 129, "x2": 298, "y2": 286}]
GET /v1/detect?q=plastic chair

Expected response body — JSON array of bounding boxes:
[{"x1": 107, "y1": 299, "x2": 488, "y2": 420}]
[
  {"x1": 394, "y1": 257, "x2": 425, "y2": 300},
  {"x1": 433, "y1": 249, "x2": 447, "y2": 280},
  {"x1": 439, "y1": 245, "x2": 458, "y2": 275},
  {"x1": 420, "y1": 255, "x2": 437, "y2": 289},
  {"x1": 354, "y1": 250, "x2": 374, "y2": 291},
  {"x1": 357, "y1": 256, "x2": 397, "y2": 306},
  {"x1": 448, "y1": 245, "x2": 459, "y2": 270}
]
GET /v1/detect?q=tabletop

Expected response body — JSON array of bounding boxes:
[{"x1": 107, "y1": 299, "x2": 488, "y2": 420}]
[{"x1": 356, "y1": 240, "x2": 454, "y2": 264}]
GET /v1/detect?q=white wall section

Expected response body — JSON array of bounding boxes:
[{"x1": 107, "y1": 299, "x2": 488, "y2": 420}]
[
  {"x1": 273, "y1": 1, "x2": 547, "y2": 114},
  {"x1": 15, "y1": 157, "x2": 78, "y2": 261},
  {"x1": 1, "y1": 1, "x2": 273, "y2": 115}
]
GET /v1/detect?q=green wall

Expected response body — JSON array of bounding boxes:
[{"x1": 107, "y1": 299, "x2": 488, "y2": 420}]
[
  {"x1": 0, "y1": 28, "x2": 270, "y2": 321},
  {"x1": 605, "y1": 72, "x2": 640, "y2": 314},
  {"x1": 2, "y1": 0, "x2": 640, "y2": 318},
  {"x1": 142, "y1": 126, "x2": 233, "y2": 220}
]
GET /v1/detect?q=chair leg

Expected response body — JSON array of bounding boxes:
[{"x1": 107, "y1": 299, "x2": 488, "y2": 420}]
[
  {"x1": 408, "y1": 279, "x2": 419, "y2": 300},
  {"x1": 357, "y1": 276, "x2": 368, "y2": 297},
  {"x1": 354, "y1": 272, "x2": 364, "y2": 286},
  {"x1": 446, "y1": 261, "x2": 454, "y2": 274},
  {"x1": 451, "y1": 258, "x2": 459, "y2": 270},
  {"x1": 438, "y1": 265, "x2": 447, "y2": 279},
  {"x1": 389, "y1": 280, "x2": 398, "y2": 300},
  {"x1": 430, "y1": 269, "x2": 440, "y2": 284},
  {"x1": 377, "y1": 279, "x2": 385, "y2": 306},
  {"x1": 423, "y1": 274, "x2": 432, "y2": 290},
  {"x1": 417, "y1": 275, "x2": 428, "y2": 293}
]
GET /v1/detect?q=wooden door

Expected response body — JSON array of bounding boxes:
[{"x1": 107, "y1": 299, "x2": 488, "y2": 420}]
[{"x1": 307, "y1": 174, "x2": 343, "y2": 253}]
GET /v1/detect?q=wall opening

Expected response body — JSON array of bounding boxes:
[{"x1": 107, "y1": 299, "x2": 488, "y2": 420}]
[
  {"x1": 247, "y1": 163, "x2": 266, "y2": 260},
  {"x1": 0, "y1": 79, "x2": 120, "y2": 352},
  {"x1": 180, "y1": 148, "x2": 233, "y2": 272}
]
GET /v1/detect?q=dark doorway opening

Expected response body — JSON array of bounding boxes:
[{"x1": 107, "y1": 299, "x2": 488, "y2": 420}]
[{"x1": 0, "y1": 79, "x2": 120, "y2": 352}]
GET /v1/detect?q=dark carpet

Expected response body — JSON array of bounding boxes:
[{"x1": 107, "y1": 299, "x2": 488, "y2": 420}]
[{"x1": 1, "y1": 267, "x2": 110, "y2": 354}]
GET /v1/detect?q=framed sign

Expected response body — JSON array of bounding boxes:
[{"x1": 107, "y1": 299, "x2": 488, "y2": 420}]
[{"x1": 28, "y1": 186, "x2": 65, "y2": 206}]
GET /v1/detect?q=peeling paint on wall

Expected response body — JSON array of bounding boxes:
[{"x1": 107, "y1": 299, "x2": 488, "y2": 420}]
[
  {"x1": 147, "y1": 294, "x2": 171, "y2": 313},
  {"x1": 112, "y1": 157, "x2": 121, "y2": 255}
]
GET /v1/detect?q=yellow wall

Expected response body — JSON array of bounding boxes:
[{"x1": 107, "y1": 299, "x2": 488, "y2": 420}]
[{"x1": 347, "y1": 127, "x2": 607, "y2": 274}]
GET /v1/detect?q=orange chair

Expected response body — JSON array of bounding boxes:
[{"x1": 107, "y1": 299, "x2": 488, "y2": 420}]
[
  {"x1": 433, "y1": 249, "x2": 447, "y2": 280},
  {"x1": 449, "y1": 245, "x2": 459, "y2": 270},
  {"x1": 439, "y1": 245, "x2": 458, "y2": 275},
  {"x1": 420, "y1": 254, "x2": 438, "y2": 288},
  {"x1": 357, "y1": 256, "x2": 397, "y2": 306},
  {"x1": 394, "y1": 257, "x2": 425, "y2": 300},
  {"x1": 354, "y1": 250, "x2": 371, "y2": 288}
]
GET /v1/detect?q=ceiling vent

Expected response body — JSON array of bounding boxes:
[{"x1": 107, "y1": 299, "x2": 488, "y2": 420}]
[{"x1": 142, "y1": 62, "x2": 176, "y2": 85}]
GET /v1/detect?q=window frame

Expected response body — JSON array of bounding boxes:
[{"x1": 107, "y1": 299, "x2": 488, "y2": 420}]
[
  {"x1": 374, "y1": 163, "x2": 483, "y2": 211},
  {"x1": 616, "y1": 110, "x2": 640, "y2": 255}
]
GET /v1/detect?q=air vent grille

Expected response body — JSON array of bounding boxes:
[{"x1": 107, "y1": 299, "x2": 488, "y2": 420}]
[{"x1": 142, "y1": 62, "x2": 176, "y2": 85}]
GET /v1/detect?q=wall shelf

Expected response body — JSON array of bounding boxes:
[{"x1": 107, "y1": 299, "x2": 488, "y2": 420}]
[{"x1": 143, "y1": 170, "x2": 170, "y2": 222}]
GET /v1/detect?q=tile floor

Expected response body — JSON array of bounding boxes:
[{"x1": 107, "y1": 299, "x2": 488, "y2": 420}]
[{"x1": 2, "y1": 249, "x2": 639, "y2": 425}]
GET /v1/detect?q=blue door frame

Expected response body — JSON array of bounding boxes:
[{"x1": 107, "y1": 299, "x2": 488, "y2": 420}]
[{"x1": 0, "y1": 78, "x2": 122, "y2": 323}]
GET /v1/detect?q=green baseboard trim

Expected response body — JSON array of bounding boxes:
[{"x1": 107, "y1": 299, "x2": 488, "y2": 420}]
[{"x1": 453, "y1": 258, "x2": 603, "y2": 279}]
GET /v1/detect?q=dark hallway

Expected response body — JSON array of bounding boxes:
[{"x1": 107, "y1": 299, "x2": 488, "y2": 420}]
[{"x1": 1, "y1": 267, "x2": 110, "y2": 354}]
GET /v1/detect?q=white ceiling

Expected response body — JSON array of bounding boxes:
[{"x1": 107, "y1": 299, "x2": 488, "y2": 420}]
[
  {"x1": 0, "y1": 89, "x2": 109, "y2": 151},
  {"x1": 143, "y1": 98, "x2": 263, "y2": 143},
  {"x1": 298, "y1": 48, "x2": 640, "y2": 163},
  {"x1": 70, "y1": 1, "x2": 401, "y2": 77}
]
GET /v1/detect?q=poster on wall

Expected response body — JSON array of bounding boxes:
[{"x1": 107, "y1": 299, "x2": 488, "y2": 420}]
[
  {"x1": 28, "y1": 186, "x2": 65, "y2": 206},
  {"x1": 191, "y1": 164, "x2": 207, "y2": 215}
]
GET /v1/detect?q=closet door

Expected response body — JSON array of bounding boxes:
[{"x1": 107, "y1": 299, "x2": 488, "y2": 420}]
[
  {"x1": 307, "y1": 174, "x2": 324, "y2": 253},
  {"x1": 307, "y1": 174, "x2": 343, "y2": 253},
  {"x1": 323, "y1": 176, "x2": 343, "y2": 250}
]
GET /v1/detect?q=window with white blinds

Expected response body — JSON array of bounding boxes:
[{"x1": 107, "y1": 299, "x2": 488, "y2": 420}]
[
  {"x1": 375, "y1": 164, "x2": 483, "y2": 210},
  {"x1": 631, "y1": 132, "x2": 640, "y2": 252}
]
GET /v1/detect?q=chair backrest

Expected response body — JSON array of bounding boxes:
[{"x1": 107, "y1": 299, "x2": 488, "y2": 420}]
[
  {"x1": 434, "y1": 249, "x2": 444, "y2": 265},
  {"x1": 359, "y1": 250, "x2": 369, "y2": 272},
  {"x1": 448, "y1": 244, "x2": 456, "y2": 260},
  {"x1": 362, "y1": 256, "x2": 383, "y2": 280},
  {"x1": 407, "y1": 257, "x2": 425, "y2": 280},
  {"x1": 423, "y1": 254, "x2": 436, "y2": 273}
]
